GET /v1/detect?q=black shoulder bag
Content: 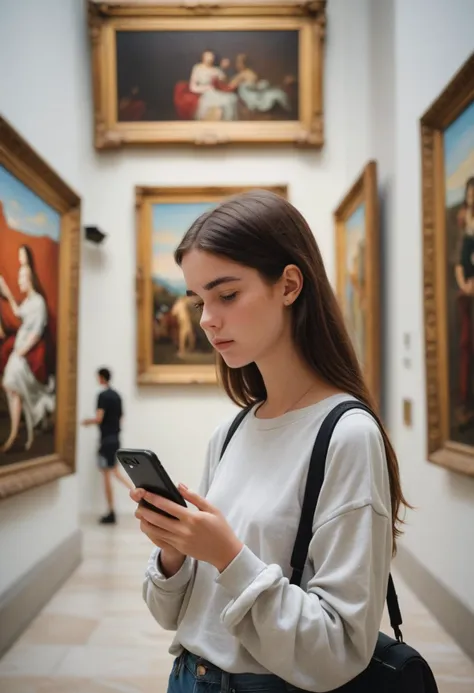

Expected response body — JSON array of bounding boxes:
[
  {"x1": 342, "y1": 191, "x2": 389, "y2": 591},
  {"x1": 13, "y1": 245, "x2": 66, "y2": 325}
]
[{"x1": 220, "y1": 400, "x2": 439, "y2": 693}]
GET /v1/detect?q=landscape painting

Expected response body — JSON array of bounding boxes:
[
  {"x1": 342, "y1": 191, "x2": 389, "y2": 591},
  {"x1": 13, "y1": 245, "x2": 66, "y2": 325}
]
[
  {"x1": 334, "y1": 161, "x2": 379, "y2": 407},
  {"x1": 421, "y1": 51, "x2": 474, "y2": 475},
  {"x1": 135, "y1": 185, "x2": 288, "y2": 385},
  {"x1": 443, "y1": 100, "x2": 474, "y2": 446},
  {"x1": 151, "y1": 201, "x2": 217, "y2": 368},
  {"x1": 88, "y1": 1, "x2": 326, "y2": 147},
  {"x1": 343, "y1": 203, "x2": 366, "y2": 369},
  {"x1": 0, "y1": 165, "x2": 59, "y2": 465}
]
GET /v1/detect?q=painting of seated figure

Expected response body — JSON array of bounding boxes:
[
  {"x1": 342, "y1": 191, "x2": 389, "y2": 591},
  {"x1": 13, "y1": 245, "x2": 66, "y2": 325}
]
[
  {"x1": 0, "y1": 116, "x2": 80, "y2": 499},
  {"x1": 88, "y1": 1, "x2": 326, "y2": 148},
  {"x1": 421, "y1": 51, "x2": 474, "y2": 476}
]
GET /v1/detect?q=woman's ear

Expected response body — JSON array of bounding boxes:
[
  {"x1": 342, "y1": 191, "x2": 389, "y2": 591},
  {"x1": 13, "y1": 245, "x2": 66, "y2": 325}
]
[{"x1": 282, "y1": 264, "x2": 303, "y2": 305}]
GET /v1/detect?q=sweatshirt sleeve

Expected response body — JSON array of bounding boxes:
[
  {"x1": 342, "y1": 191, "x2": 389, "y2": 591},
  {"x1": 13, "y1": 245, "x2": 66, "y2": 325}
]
[
  {"x1": 215, "y1": 412, "x2": 392, "y2": 692},
  {"x1": 142, "y1": 416, "x2": 234, "y2": 631}
]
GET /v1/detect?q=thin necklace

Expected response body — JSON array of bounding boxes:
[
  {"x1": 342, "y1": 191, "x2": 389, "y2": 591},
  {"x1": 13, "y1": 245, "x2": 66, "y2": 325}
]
[
  {"x1": 260, "y1": 380, "x2": 318, "y2": 418},
  {"x1": 283, "y1": 380, "x2": 318, "y2": 415}
]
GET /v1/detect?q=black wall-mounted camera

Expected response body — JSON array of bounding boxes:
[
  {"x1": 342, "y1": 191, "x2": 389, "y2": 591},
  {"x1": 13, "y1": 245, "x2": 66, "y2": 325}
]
[{"x1": 84, "y1": 226, "x2": 107, "y2": 244}]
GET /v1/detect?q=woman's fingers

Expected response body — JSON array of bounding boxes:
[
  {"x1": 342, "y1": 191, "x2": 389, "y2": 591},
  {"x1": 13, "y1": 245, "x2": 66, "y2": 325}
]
[
  {"x1": 139, "y1": 517, "x2": 175, "y2": 550},
  {"x1": 129, "y1": 488, "x2": 143, "y2": 503},
  {"x1": 135, "y1": 505, "x2": 178, "y2": 532}
]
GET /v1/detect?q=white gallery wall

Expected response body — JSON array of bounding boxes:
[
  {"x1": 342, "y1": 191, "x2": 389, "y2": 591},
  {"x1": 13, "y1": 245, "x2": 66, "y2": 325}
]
[
  {"x1": 0, "y1": 0, "x2": 370, "y2": 598},
  {"x1": 388, "y1": 0, "x2": 474, "y2": 613},
  {"x1": 1, "y1": 0, "x2": 473, "y2": 633},
  {"x1": 0, "y1": 0, "x2": 93, "y2": 597},
  {"x1": 76, "y1": 0, "x2": 372, "y2": 516}
]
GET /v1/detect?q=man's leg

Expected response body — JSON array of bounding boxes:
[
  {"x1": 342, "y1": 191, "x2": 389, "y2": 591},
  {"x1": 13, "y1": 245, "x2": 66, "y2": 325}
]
[
  {"x1": 102, "y1": 468, "x2": 114, "y2": 510},
  {"x1": 112, "y1": 464, "x2": 134, "y2": 491},
  {"x1": 98, "y1": 464, "x2": 116, "y2": 524}
]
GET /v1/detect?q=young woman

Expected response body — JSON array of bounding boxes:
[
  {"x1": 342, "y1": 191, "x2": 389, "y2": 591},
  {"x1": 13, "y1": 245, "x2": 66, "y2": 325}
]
[
  {"x1": 131, "y1": 190, "x2": 409, "y2": 692},
  {"x1": 0, "y1": 256, "x2": 54, "y2": 452}
]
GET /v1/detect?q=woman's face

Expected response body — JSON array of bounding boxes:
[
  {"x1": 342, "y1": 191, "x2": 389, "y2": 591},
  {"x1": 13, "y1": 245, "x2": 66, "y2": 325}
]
[
  {"x1": 18, "y1": 247, "x2": 28, "y2": 266},
  {"x1": 202, "y1": 51, "x2": 215, "y2": 67},
  {"x1": 181, "y1": 250, "x2": 290, "y2": 369},
  {"x1": 18, "y1": 265, "x2": 32, "y2": 293}
]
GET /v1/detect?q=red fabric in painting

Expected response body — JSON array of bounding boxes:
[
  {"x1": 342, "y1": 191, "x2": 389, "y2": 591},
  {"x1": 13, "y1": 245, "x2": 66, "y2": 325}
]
[
  {"x1": 173, "y1": 82, "x2": 200, "y2": 120},
  {"x1": 0, "y1": 200, "x2": 58, "y2": 379}
]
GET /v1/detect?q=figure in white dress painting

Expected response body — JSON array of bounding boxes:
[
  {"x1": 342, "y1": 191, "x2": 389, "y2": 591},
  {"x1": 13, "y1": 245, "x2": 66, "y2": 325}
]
[
  {"x1": 0, "y1": 164, "x2": 59, "y2": 465},
  {"x1": 116, "y1": 30, "x2": 299, "y2": 123}
]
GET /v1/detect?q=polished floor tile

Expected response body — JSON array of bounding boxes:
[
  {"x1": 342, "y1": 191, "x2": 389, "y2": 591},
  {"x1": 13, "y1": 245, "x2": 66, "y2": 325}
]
[{"x1": 0, "y1": 514, "x2": 472, "y2": 692}]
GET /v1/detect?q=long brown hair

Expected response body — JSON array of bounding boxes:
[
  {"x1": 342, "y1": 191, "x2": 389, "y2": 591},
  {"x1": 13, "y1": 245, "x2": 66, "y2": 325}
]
[{"x1": 175, "y1": 189, "x2": 410, "y2": 554}]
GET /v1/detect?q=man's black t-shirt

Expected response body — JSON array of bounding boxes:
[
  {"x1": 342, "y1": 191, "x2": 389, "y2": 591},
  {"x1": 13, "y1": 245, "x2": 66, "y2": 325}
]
[{"x1": 97, "y1": 387, "x2": 122, "y2": 442}]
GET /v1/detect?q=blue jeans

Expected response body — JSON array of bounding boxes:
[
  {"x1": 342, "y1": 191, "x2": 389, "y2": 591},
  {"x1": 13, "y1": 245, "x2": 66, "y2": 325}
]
[{"x1": 167, "y1": 650, "x2": 300, "y2": 693}]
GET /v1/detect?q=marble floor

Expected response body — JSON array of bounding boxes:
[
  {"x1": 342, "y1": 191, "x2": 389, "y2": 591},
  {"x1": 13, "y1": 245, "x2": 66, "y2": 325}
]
[{"x1": 0, "y1": 515, "x2": 473, "y2": 693}]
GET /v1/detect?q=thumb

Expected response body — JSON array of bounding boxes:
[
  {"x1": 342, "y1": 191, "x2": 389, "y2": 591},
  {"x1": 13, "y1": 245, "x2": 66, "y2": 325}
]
[{"x1": 178, "y1": 484, "x2": 213, "y2": 512}]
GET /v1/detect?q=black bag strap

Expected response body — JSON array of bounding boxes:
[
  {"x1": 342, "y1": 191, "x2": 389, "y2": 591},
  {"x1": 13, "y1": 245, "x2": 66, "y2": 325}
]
[
  {"x1": 219, "y1": 405, "x2": 254, "y2": 460},
  {"x1": 289, "y1": 400, "x2": 403, "y2": 642},
  {"x1": 219, "y1": 400, "x2": 403, "y2": 643}
]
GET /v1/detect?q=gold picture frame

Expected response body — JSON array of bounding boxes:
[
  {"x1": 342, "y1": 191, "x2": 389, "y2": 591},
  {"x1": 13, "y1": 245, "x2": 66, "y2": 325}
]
[
  {"x1": 87, "y1": 0, "x2": 326, "y2": 149},
  {"x1": 421, "y1": 52, "x2": 474, "y2": 476},
  {"x1": 0, "y1": 116, "x2": 81, "y2": 500},
  {"x1": 136, "y1": 184, "x2": 288, "y2": 385},
  {"x1": 334, "y1": 161, "x2": 380, "y2": 407}
]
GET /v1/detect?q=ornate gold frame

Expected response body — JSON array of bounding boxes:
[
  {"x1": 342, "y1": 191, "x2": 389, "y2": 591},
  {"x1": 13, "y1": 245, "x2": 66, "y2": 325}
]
[
  {"x1": 421, "y1": 52, "x2": 474, "y2": 476},
  {"x1": 0, "y1": 116, "x2": 81, "y2": 500},
  {"x1": 136, "y1": 184, "x2": 288, "y2": 385},
  {"x1": 334, "y1": 161, "x2": 380, "y2": 407},
  {"x1": 87, "y1": 0, "x2": 326, "y2": 149}
]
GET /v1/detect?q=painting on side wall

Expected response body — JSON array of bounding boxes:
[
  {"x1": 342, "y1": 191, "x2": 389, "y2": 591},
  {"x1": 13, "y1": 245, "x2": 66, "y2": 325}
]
[
  {"x1": 421, "y1": 51, "x2": 474, "y2": 476},
  {"x1": 334, "y1": 161, "x2": 380, "y2": 408},
  {"x1": 0, "y1": 116, "x2": 80, "y2": 500},
  {"x1": 135, "y1": 185, "x2": 288, "y2": 385},
  {"x1": 87, "y1": 0, "x2": 326, "y2": 149}
]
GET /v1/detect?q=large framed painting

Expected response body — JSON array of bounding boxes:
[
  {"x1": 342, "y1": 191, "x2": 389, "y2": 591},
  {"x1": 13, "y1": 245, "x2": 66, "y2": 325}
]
[
  {"x1": 87, "y1": 0, "x2": 326, "y2": 149},
  {"x1": 334, "y1": 161, "x2": 380, "y2": 407},
  {"x1": 421, "y1": 52, "x2": 474, "y2": 476},
  {"x1": 136, "y1": 184, "x2": 288, "y2": 385},
  {"x1": 0, "y1": 116, "x2": 80, "y2": 500}
]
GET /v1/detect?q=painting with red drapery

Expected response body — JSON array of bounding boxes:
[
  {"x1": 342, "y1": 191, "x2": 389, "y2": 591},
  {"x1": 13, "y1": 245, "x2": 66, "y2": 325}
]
[{"x1": 0, "y1": 164, "x2": 59, "y2": 464}]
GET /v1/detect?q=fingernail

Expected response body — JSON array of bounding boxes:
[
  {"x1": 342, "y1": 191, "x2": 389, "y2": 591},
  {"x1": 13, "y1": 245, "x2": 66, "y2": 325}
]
[{"x1": 179, "y1": 483, "x2": 188, "y2": 490}]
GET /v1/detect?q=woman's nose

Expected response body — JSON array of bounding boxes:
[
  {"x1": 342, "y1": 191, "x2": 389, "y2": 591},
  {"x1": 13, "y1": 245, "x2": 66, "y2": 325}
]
[{"x1": 200, "y1": 305, "x2": 219, "y2": 331}]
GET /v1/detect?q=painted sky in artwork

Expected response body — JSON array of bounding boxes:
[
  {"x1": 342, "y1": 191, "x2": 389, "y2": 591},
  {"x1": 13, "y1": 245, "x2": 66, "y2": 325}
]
[
  {"x1": 152, "y1": 202, "x2": 216, "y2": 293},
  {"x1": 0, "y1": 165, "x2": 60, "y2": 242},
  {"x1": 445, "y1": 100, "x2": 474, "y2": 208},
  {"x1": 345, "y1": 203, "x2": 365, "y2": 272}
]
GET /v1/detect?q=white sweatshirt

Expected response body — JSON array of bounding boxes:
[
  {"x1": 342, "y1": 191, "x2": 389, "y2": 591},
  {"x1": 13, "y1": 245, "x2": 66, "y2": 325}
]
[{"x1": 143, "y1": 393, "x2": 393, "y2": 692}]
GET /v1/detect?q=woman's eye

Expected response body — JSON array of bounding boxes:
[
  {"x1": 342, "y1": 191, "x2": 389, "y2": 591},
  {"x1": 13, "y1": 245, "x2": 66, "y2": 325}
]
[
  {"x1": 221, "y1": 292, "x2": 237, "y2": 303},
  {"x1": 194, "y1": 302, "x2": 204, "y2": 312}
]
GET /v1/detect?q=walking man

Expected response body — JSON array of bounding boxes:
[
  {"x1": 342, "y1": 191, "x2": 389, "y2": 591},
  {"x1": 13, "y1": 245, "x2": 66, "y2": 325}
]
[{"x1": 81, "y1": 367, "x2": 133, "y2": 524}]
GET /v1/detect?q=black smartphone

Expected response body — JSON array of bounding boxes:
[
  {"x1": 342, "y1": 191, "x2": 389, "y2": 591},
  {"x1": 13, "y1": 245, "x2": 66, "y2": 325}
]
[{"x1": 116, "y1": 448, "x2": 187, "y2": 519}]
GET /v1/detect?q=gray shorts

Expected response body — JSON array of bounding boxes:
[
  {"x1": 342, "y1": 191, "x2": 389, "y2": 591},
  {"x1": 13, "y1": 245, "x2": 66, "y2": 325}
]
[{"x1": 97, "y1": 436, "x2": 120, "y2": 469}]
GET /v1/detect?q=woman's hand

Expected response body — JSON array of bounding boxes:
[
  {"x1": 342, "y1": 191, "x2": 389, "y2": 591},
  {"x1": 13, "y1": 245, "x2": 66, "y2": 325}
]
[
  {"x1": 132, "y1": 485, "x2": 244, "y2": 573},
  {"x1": 129, "y1": 487, "x2": 179, "y2": 551}
]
